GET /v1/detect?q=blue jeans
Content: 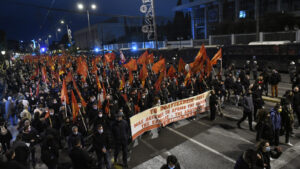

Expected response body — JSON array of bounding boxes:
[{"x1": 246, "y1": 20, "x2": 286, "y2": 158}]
[{"x1": 96, "y1": 151, "x2": 111, "y2": 169}]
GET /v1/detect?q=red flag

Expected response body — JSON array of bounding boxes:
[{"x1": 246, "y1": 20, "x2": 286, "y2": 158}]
[
  {"x1": 105, "y1": 100, "x2": 110, "y2": 114},
  {"x1": 119, "y1": 75, "x2": 125, "y2": 90},
  {"x1": 102, "y1": 82, "x2": 106, "y2": 99},
  {"x1": 72, "y1": 79, "x2": 87, "y2": 107},
  {"x1": 71, "y1": 90, "x2": 79, "y2": 121},
  {"x1": 96, "y1": 76, "x2": 102, "y2": 91},
  {"x1": 77, "y1": 57, "x2": 88, "y2": 82},
  {"x1": 139, "y1": 64, "x2": 148, "y2": 82},
  {"x1": 123, "y1": 58, "x2": 137, "y2": 71},
  {"x1": 167, "y1": 65, "x2": 176, "y2": 78},
  {"x1": 146, "y1": 53, "x2": 154, "y2": 64},
  {"x1": 65, "y1": 72, "x2": 73, "y2": 83},
  {"x1": 154, "y1": 70, "x2": 165, "y2": 92},
  {"x1": 129, "y1": 71, "x2": 133, "y2": 85},
  {"x1": 105, "y1": 52, "x2": 116, "y2": 63},
  {"x1": 178, "y1": 58, "x2": 186, "y2": 73},
  {"x1": 184, "y1": 71, "x2": 191, "y2": 86},
  {"x1": 137, "y1": 51, "x2": 148, "y2": 65},
  {"x1": 41, "y1": 67, "x2": 49, "y2": 83},
  {"x1": 121, "y1": 93, "x2": 128, "y2": 102},
  {"x1": 210, "y1": 48, "x2": 222, "y2": 66},
  {"x1": 36, "y1": 81, "x2": 40, "y2": 97},
  {"x1": 61, "y1": 79, "x2": 69, "y2": 104},
  {"x1": 152, "y1": 58, "x2": 165, "y2": 74}
]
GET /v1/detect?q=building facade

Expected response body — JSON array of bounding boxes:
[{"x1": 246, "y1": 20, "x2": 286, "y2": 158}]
[{"x1": 174, "y1": 0, "x2": 300, "y2": 39}]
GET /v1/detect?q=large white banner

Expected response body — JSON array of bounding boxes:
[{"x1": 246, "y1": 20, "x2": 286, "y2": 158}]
[{"x1": 130, "y1": 91, "x2": 211, "y2": 140}]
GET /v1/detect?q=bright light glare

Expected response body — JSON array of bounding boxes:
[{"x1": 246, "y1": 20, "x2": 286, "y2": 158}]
[
  {"x1": 60, "y1": 20, "x2": 65, "y2": 24},
  {"x1": 57, "y1": 28, "x2": 61, "y2": 32},
  {"x1": 1, "y1": 51, "x2": 6, "y2": 55},
  {"x1": 94, "y1": 47, "x2": 100, "y2": 52},
  {"x1": 77, "y1": 3, "x2": 84, "y2": 10},
  {"x1": 91, "y1": 4, "x2": 97, "y2": 10},
  {"x1": 132, "y1": 46, "x2": 137, "y2": 51}
]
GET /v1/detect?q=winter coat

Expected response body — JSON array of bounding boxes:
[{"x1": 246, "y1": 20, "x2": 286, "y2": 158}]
[
  {"x1": 93, "y1": 131, "x2": 111, "y2": 153},
  {"x1": 69, "y1": 146, "x2": 92, "y2": 169},
  {"x1": 270, "y1": 109, "x2": 281, "y2": 131},
  {"x1": 111, "y1": 119, "x2": 130, "y2": 144},
  {"x1": 41, "y1": 142, "x2": 59, "y2": 166},
  {"x1": 269, "y1": 72, "x2": 281, "y2": 85},
  {"x1": 243, "y1": 95, "x2": 254, "y2": 113}
]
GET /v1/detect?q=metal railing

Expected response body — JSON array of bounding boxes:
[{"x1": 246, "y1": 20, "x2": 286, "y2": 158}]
[{"x1": 100, "y1": 30, "x2": 300, "y2": 51}]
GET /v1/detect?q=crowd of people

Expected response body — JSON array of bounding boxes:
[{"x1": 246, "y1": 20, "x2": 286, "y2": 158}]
[{"x1": 0, "y1": 50, "x2": 298, "y2": 169}]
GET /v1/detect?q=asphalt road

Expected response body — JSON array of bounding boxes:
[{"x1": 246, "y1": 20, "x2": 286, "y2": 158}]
[{"x1": 9, "y1": 73, "x2": 300, "y2": 169}]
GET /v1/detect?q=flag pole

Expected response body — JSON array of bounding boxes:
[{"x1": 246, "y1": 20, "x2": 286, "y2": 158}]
[
  {"x1": 64, "y1": 96, "x2": 67, "y2": 118},
  {"x1": 79, "y1": 109, "x2": 88, "y2": 132}
]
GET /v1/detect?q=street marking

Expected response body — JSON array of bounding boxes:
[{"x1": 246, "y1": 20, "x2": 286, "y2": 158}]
[
  {"x1": 166, "y1": 127, "x2": 236, "y2": 163},
  {"x1": 271, "y1": 142, "x2": 300, "y2": 169},
  {"x1": 140, "y1": 139, "x2": 171, "y2": 159}
]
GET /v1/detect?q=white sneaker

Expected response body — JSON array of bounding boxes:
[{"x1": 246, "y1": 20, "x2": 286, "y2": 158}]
[{"x1": 286, "y1": 142, "x2": 293, "y2": 146}]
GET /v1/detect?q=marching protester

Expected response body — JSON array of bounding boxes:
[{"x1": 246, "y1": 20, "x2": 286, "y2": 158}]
[
  {"x1": 0, "y1": 45, "x2": 297, "y2": 169},
  {"x1": 237, "y1": 90, "x2": 254, "y2": 131},
  {"x1": 256, "y1": 140, "x2": 282, "y2": 169}
]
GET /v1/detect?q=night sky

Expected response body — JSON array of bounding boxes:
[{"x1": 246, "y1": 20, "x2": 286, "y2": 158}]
[{"x1": 0, "y1": 0, "x2": 177, "y2": 41}]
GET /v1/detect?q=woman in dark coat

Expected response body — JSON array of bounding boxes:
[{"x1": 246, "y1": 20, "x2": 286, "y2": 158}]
[
  {"x1": 0, "y1": 124, "x2": 12, "y2": 152},
  {"x1": 256, "y1": 141, "x2": 281, "y2": 169}
]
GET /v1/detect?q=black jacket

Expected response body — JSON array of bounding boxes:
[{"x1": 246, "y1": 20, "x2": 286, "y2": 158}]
[
  {"x1": 160, "y1": 164, "x2": 181, "y2": 169},
  {"x1": 111, "y1": 120, "x2": 130, "y2": 144},
  {"x1": 4, "y1": 160, "x2": 26, "y2": 169},
  {"x1": 69, "y1": 146, "x2": 92, "y2": 169},
  {"x1": 269, "y1": 72, "x2": 281, "y2": 85},
  {"x1": 93, "y1": 131, "x2": 111, "y2": 152}
]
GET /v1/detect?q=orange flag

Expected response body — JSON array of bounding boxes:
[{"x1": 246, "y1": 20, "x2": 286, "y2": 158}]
[
  {"x1": 195, "y1": 44, "x2": 207, "y2": 63},
  {"x1": 61, "y1": 79, "x2": 69, "y2": 104},
  {"x1": 65, "y1": 72, "x2": 73, "y2": 83},
  {"x1": 178, "y1": 58, "x2": 186, "y2": 73},
  {"x1": 77, "y1": 57, "x2": 88, "y2": 81},
  {"x1": 72, "y1": 79, "x2": 87, "y2": 107},
  {"x1": 184, "y1": 71, "x2": 191, "y2": 86},
  {"x1": 167, "y1": 65, "x2": 176, "y2": 78},
  {"x1": 137, "y1": 51, "x2": 148, "y2": 65},
  {"x1": 210, "y1": 48, "x2": 222, "y2": 66},
  {"x1": 119, "y1": 75, "x2": 125, "y2": 90},
  {"x1": 96, "y1": 76, "x2": 102, "y2": 91},
  {"x1": 123, "y1": 58, "x2": 137, "y2": 71},
  {"x1": 152, "y1": 58, "x2": 165, "y2": 74},
  {"x1": 71, "y1": 90, "x2": 79, "y2": 121},
  {"x1": 105, "y1": 52, "x2": 116, "y2": 63},
  {"x1": 154, "y1": 70, "x2": 165, "y2": 92},
  {"x1": 146, "y1": 53, "x2": 154, "y2": 64},
  {"x1": 41, "y1": 67, "x2": 49, "y2": 83},
  {"x1": 129, "y1": 71, "x2": 133, "y2": 85},
  {"x1": 139, "y1": 64, "x2": 148, "y2": 84}
]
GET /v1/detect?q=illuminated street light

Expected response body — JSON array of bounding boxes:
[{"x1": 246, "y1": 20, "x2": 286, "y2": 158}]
[
  {"x1": 39, "y1": 38, "x2": 42, "y2": 41},
  {"x1": 48, "y1": 35, "x2": 52, "y2": 38},
  {"x1": 1, "y1": 51, "x2": 6, "y2": 55},
  {"x1": 60, "y1": 20, "x2": 65, "y2": 24},
  {"x1": 57, "y1": 28, "x2": 61, "y2": 32},
  {"x1": 91, "y1": 4, "x2": 97, "y2": 10},
  {"x1": 77, "y1": 3, "x2": 84, "y2": 10}
]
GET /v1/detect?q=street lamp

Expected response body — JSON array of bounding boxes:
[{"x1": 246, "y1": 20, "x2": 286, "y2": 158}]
[
  {"x1": 60, "y1": 20, "x2": 65, "y2": 24},
  {"x1": 77, "y1": 3, "x2": 84, "y2": 10},
  {"x1": 57, "y1": 28, "x2": 61, "y2": 32},
  {"x1": 48, "y1": 35, "x2": 52, "y2": 38},
  {"x1": 77, "y1": 2, "x2": 97, "y2": 49},
  {"x1": 91, "y1": 4, "x2": 97, "y2": 10},
  {"x1": 1, "y1": 51, "x2": 5, "y2": 55},
  {"x1": 39, "y1": 38, "x2": 42, "y2": 41}
]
